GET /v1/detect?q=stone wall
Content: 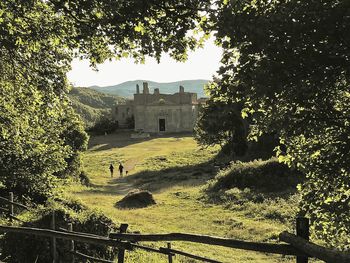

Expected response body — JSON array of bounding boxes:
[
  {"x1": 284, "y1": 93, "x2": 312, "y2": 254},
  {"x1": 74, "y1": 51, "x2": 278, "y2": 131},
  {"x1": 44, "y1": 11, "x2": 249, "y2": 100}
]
[
  {"x1": 113, "y1": 82, "x2": 202, "y2": 133},
  {"x1": 134, "y1": 104, "x2": 198, "y2": 133},
  {"x1": 134, "y1": 92, "x2": 197, "y2": 106},
  {"x1": 113, "y1": 103, "x2": 134, "y2": 127}
]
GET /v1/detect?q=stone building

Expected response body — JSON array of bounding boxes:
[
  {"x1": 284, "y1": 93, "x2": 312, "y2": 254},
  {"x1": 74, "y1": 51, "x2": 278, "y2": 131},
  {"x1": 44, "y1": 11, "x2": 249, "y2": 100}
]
[{"x1": 113, "y1": 82, "x2": 202, "y2": 133}]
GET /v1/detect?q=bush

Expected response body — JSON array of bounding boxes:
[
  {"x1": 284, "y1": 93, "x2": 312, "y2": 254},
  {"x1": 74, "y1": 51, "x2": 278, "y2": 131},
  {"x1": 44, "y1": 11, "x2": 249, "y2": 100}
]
[
  {"x1": 116, "y1": 189, "x2": 156, "y2": 209},
  {"x1": 246, "y1": 133, "x2": 279, "y2": 161},
  {"x1": 203, "y1": 158, "x2": 304, "y2": 223},
  {"x1": 79, "y1": 171, "x2": 91, "y2": 186},
  {"x1": 0, "y1": 199, "x2": 118, "y2": 263},
  {"x1": 88, "y1": 116, "x2": 119, "y2": 135},
  {"x1": 206, "y1": 158, "x2": 304, "y2": 193}
]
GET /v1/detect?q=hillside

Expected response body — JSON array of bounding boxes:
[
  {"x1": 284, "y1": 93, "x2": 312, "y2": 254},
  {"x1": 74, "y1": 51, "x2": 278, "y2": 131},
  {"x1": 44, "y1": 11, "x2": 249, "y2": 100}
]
[
  {"x1": 68, "y1": 87, "x2": 125, "y2": 127},
  {"x1": 89, "y1": 79, "x2": 209, "y2": 98}
]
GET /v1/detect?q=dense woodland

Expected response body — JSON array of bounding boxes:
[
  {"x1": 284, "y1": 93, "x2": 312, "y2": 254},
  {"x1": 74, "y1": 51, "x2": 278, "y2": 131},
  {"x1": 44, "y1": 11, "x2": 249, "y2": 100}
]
[
  {"x1": 0, "y1": 0, "x2": 349, "y2": 260},
  {"x1": 68, "y1": 87, "x2": 124, "y2": 128}
]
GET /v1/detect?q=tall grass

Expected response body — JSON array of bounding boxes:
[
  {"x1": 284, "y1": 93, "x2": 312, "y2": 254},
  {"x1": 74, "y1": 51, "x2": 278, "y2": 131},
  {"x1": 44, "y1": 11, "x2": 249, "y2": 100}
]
[
  {"x1": 204, "y1": 158, "x2": 304, "y2": 224},
  {"x1": 206, "y1": 158, "x2": 303, "y2": 193}
]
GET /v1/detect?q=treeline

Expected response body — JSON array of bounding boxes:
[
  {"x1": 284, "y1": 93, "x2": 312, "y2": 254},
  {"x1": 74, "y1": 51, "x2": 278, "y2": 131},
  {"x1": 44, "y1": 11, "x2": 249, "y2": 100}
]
[{"x1": 68, "y1": 87, "x2": 124, "y2": 128}]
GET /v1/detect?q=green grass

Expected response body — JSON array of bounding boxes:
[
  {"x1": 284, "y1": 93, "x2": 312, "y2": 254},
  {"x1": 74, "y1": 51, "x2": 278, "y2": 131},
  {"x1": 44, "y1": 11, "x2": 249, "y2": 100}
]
[{"x1": 65, "y1": 131, "x2": 302, "y2": 262}]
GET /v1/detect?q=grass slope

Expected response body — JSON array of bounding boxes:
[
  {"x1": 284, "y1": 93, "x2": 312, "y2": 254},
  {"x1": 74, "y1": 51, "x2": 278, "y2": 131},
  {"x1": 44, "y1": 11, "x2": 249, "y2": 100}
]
[
  {"x1": 68, "y1": 87, "x2": 125, "y2": 127},
  {"x1": 65, "y1": 132, "x2": 302, "y2": 262},
  {"x1": 89, "y1": 79, "x2": 209, "y2": 98}
]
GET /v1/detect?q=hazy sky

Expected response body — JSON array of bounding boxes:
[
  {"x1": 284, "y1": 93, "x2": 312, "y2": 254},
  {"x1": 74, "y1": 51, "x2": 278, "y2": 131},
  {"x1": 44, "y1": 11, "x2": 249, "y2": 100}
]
[{"x1": 67, "y1": 39, "x2": 222, "y2": 87}]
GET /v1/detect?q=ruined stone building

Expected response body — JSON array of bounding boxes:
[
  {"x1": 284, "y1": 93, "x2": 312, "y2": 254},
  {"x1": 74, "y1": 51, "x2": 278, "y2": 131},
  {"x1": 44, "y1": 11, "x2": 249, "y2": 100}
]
[{"x1": 113, "y1": 82, "x2": 202, "y2": 133}]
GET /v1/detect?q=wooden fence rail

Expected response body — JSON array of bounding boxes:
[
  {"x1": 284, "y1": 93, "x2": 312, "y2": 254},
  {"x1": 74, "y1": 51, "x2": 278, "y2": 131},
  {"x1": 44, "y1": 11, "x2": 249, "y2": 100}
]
[
  {"x1": 1, "y1": 198, "x2": 349, "y2": 263},
  {"x1": 280, "y1": 231, "x2": 350, "y2": 263},
  {"x1": 0, "y1": 225, "x2": 132, "y2": 250},
  {"x1": 0, "y1": 193, "x2": 29, "y2": 223},
  {"x1": 109, "y1": 232, "x2": 305, "y2": 256},
  {"x1": 0, "y1": 195, "x2": 29, "y2": 210}
]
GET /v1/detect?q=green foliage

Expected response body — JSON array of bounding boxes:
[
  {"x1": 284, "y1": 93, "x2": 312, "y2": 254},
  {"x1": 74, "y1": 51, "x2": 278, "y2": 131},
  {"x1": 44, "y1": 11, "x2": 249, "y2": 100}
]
[
  {"x1": 88, "y1": 116, "x2": 119, "y2": 135},
  {"x1": 0, "y1": 83, "x2": 88, "y2": 201},
  {"x1": 68, "y1": 87, "x2": 125, "y2": 127},
  {"x1": 0, "y1": 0, "x2": 212, "y2": 202},
  {"x1": 246, "y1": 133, "x2": 279, "y2": 161},
  {"x1": 0, "y1": 0, "x2": 210, "y2": 202},
  {"x1": 0, "y1": 199, "x2": 118, "y2": 263},
  {"x1": 47, "y1": 0, "x2": 210, "y2": 64},
  {"x1": 195, "y1": 92, "x2": 248, "y2": 157},
  {"x1": 79, "y1": 171, "x2": 91, "y2": 186},
  {"x1": 70, "y1": 98, "x2": 108, "y2": 127},
  {"x1": 0, "y1": 0, "x2": 89, "y2": 202},
  {"x1": 69, "y1": 87, "x2": 124, "y2": 109},
  {"x1": 200, "y1": 0, "x2": 350, "y2": 248}
]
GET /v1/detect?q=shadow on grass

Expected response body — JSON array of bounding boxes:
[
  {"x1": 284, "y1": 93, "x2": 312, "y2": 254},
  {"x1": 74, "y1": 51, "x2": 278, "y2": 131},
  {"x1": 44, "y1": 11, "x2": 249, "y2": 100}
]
[
  {"x1": 123, "y1": 160, "x2": 218, "y2": 192},
  {"x1": 80, "y1": 159, "x2": 218, "y2": 196},
  {"x1": 86, "y1": 180, "x2": 134, "y2": 196},
  {"x1": 88, "y1": 131, "x2": 193, "y2": 152}
]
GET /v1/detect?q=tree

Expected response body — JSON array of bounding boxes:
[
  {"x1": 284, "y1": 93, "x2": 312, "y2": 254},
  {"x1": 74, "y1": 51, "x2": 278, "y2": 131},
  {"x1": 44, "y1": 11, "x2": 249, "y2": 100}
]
[
  {"x1": 195, "y1": 82, "x2": 248, "y2": 157},
  {"x1": 0, "y1": 0, "x2": 210, "y2": 201},
  {"x1": 203, "y1": 0, "x2": 350, "y2": 248},
  {"x1": 88, "y1": 116, "x2": 119, "y2": 135}
]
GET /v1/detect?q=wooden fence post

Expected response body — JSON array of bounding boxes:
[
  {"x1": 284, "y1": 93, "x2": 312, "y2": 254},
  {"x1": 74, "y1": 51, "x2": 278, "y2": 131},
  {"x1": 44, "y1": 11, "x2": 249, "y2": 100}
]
[
  {"x1": 167, "y1": 242, "x2": 173, "y2": 263},
  {"x1": 68, "y1": 223, "x2": 75, "y2": 263},
  {"x1": 296, "y1": 217, "x2": 309, "y2": 263},
  {"x1": 51, "y1": 211, "x2": 57, "y2": 263},
  {"x1": 9, "y1": 192, "x2": 14, "y2": 218},
  {"x1": 117, "y1": 224, "x2": 128, "y2": 263}
]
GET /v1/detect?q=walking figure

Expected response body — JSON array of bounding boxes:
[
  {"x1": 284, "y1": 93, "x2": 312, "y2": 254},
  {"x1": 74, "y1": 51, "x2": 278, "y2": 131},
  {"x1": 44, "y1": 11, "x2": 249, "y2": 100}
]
[
  {"x1": 119, "y1": 163, "x2": 124, "y2": 177},
  {"x1": 109, "y1": 164, "x2": 114, "y2": 178}
]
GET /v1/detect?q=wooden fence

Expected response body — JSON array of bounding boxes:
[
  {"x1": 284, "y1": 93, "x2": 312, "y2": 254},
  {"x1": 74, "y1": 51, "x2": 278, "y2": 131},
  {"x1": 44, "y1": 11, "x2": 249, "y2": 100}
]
[
  {"x1": 0, "y1": 193, "x2": 349, "y2": 263},
  {"x1": 0, "y1": 192, "x2": 29, "y2": 222}
]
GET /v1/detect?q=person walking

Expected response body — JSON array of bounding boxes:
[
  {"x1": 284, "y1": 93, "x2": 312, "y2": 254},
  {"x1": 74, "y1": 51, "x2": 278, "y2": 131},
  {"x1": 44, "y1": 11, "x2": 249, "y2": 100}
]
[
  {"x1": 109, "y1": 164, "x2": 114, "y2": 178},
  {"x1": 118, "y1": 163, "x2": 124, "y2": 177}
]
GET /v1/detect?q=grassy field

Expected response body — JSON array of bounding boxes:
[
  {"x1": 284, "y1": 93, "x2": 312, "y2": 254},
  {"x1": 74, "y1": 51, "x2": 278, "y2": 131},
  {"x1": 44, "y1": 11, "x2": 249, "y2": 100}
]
[{"x1": 66, "y1": 131, "x2": 298, "y2": 263}]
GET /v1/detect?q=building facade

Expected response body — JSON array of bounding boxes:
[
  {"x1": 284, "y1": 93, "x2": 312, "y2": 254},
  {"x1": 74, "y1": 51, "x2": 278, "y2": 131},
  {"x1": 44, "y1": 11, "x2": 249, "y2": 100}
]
[{"x1": 113, "y1": 82, "x2": 202, "y2": 133}]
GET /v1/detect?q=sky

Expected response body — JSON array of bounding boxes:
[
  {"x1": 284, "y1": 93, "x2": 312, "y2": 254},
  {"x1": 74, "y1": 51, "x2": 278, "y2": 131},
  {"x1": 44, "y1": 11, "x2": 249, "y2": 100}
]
[{"x1": 67, "y1": 39, "x2": 222, "y2": 87}]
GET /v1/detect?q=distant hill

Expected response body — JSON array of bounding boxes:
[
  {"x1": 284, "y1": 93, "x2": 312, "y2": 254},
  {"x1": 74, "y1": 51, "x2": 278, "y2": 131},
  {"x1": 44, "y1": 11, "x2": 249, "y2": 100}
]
[
  {"x1": 68, "y1": 87, "x2": 125, "y2": 127},
  {"x1": 89, "y1": 79, "x2": 209, "y2": 98}
]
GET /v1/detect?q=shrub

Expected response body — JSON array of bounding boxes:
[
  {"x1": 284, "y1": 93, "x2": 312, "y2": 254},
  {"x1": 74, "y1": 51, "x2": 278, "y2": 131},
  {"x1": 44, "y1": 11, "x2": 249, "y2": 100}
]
[
  {"x1": 79, "y1": 171, "x2": 91, "y2": 186},
  {"x1": 206, "y1": 158, "x2": 303, "y2": 193},
  {"x1": 0, "y1": 200, "x2": 118, "y2": 263},
  {"x1": 88, "y1": 116, "x2": 119, "y2": 135},
  {"x1": 116, "y1": 189, "x2": 156, "y2": 209},
  {"x1": 203, "y1": 158, "x2": 304, "y2": 223}
]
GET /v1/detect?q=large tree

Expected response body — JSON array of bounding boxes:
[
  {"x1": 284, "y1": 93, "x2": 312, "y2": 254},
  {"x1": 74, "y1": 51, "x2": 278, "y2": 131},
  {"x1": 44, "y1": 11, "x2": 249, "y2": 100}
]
[
  {"x1": 0, "y1": 0, "x2": 209, "y2": 201},
  {"x1": 200, "y1": 0, "x2": 349, "y2": 248},
  {"x1": 195, "y1": 82, "x2": 248, "y2": 157}
]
